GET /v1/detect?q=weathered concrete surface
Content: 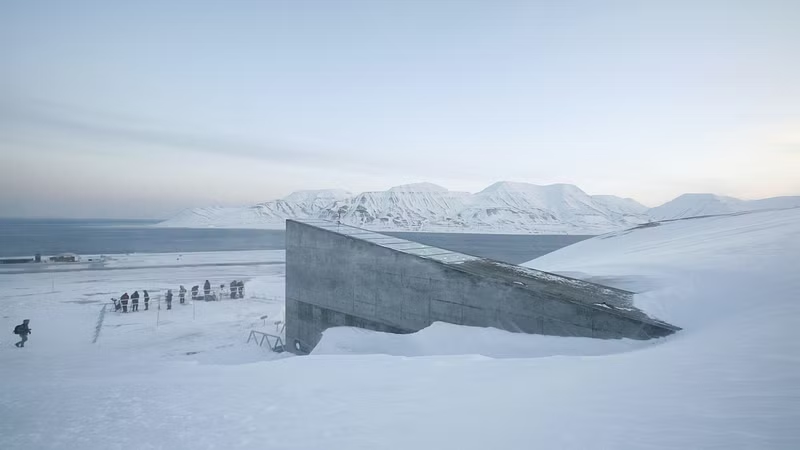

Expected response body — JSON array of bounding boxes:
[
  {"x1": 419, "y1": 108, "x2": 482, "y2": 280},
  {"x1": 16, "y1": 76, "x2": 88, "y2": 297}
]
[{"x1": 285, "y1": 219, "x2": 679, "y2": 353}]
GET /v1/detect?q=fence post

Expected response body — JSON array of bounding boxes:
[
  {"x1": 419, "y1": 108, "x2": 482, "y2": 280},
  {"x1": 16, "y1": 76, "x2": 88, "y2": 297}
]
[{"x1": 156, "y1": 293, "x2": 161, "y2": 329}]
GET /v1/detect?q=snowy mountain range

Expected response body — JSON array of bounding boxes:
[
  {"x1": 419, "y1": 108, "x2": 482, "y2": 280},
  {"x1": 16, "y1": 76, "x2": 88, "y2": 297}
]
[
  {"x1": 648, "y1": 193, "x2": 800, "y2": 221},
  {"x1": 157, "y1": 182, "x2": 800, "y2": 234}
]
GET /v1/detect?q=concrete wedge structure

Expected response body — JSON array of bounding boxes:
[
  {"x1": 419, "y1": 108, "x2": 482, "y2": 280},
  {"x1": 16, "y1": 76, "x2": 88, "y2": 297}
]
[{"x1": 285, "y1": 219, "x2": 679, "y2": 354}]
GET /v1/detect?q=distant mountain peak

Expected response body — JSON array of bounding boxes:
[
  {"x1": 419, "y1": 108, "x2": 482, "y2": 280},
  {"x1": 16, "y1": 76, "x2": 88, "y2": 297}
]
[
  {"x1": 648, "y1": 193, "x2": 745, "y2": 221},
  {"x1": 591, "y1": 195, "x2": 649, "y2": 215},
  {"x1": 480, "y1": 181, "x2": 586, "y2": 195},
  {"x1": 281, "y1": 189, "x2": 352, "y2": 203},
  {"x1": 480, "y1": 181, "x2": 541, "y2": 193},
  {"x1": 671, "y1": 193, "x2": 739, "y2": 202},
  {"x1": 593, "y1": 194, "x2": 641, "y2": 203},
  {"x1": 649, "y1": 192, "x2": 800, "y2": 221},
  {"x1": 388, "y1": 182, "x2": 448, "y2": 193}
]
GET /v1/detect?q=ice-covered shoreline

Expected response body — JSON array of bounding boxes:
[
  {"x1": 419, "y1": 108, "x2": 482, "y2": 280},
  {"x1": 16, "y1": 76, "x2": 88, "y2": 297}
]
[{"x1": 0, "y1": 250, "x2": 285, "y2": 274}]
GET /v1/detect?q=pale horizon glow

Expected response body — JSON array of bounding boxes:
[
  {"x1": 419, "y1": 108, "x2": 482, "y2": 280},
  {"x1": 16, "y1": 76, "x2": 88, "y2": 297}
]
[{"x1": 1, "y1": 0, "x2": 799, "y2": 219}]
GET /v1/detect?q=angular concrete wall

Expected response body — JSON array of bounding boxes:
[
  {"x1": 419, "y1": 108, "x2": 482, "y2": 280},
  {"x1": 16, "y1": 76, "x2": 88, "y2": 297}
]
[{"x1": 285, "y1": 219, "x2": 678, "y2": 354}]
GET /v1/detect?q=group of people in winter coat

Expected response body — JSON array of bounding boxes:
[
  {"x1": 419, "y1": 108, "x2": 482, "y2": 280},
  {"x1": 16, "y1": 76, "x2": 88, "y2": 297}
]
[
  {"x1": 113, "y1": 280, "x2": 245, "y2": 313},
  {"x1": 185, "y1": 280, "x2": 245, "y2": 301},
  {"x1": 115, "y1": 290, "x2": 150, "y2": 313},
  {"x1": 229, "y1": 280, "x2": 245, "y2": 299}
]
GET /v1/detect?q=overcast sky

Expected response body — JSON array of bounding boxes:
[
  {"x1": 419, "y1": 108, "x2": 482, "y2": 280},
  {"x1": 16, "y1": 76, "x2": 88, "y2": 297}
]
[{"x1": 1, "y1": 0, "x2": 799, "y2": 219}]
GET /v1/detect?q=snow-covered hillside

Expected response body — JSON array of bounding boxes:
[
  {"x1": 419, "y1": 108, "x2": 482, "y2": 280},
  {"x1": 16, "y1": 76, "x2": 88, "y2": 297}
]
[
  {"x1": 159, "y1": 189, "x2": 351, "y2": 229},
  {"x1": 280, "y1": 188, "x2": 352, "y2": 208},
  {"x1": 318, "y1": 183, "x2": 471, "y2": 230},
  {"x1": 155, "y1": 205, "x2": 271, "y2": 228},
  {"x1": 455, "y1": 182, "x2": 646, "y2": 234},
  {"x1": 525, "y1": 208, "x2": 800, "y2": 328},
  {"x1": 158, "y1": 182, "x2": 800, "y2": 233},
  {"x1": 591, "y1": 194, "x2": 649, "y2": 215},
  {"x1": 3, "y1": 209, "x2": 799, "y2": 449},
  {"x1": 648, "y1": 192, "x2": 800, "y2": 220},
  {"x1": 159, "y1": 182, "x2": 649, "y2": 234}
]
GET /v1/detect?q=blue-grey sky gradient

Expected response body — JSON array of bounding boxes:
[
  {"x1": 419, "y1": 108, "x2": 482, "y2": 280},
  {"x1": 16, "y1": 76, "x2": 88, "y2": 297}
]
[{"x1": 1, "y1": 0, "x2": 799, "y2": 218}]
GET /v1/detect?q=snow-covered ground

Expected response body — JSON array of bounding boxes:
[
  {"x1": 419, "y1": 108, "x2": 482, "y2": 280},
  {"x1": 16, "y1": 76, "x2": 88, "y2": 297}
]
[
  {"x1": 2, "y1": 208, "x2": 799, "y2": 449},
  {"x1": 312, "y1": 321, "x2": 656, "y2": 358}
]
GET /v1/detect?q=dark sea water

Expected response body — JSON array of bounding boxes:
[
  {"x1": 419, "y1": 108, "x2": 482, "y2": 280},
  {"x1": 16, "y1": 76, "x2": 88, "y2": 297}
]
[
  {"x1": 0, "y1": 219, "x2": 592, "y2": 264},
  {"x1": 386, "y1": 232, "x2": 592, "y2": 264}
]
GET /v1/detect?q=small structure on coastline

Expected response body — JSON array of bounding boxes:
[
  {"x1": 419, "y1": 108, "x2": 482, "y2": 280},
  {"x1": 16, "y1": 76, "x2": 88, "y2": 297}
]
[
  {"x1": 49, "y1": 253, "x2": 80, "y2": 263},
  {"x1": 0, "y1": 252, "x2": 83, "y2": 265}
]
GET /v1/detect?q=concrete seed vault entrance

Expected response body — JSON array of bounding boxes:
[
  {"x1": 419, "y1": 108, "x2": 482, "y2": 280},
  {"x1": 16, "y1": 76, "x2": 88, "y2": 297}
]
[{"x1": 285, "y1": 219, "x2": 679, "y2": 354}]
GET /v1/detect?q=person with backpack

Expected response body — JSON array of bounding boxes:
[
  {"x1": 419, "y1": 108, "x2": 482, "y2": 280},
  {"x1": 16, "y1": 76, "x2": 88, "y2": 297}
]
[
  {"x1": 166, "y1": 289, "x2": 173, "y2": 310},
  {"x1": 14, "y1": 319, "x2": 32, "y2": 348},
  {"x1": 191, "y1": 285, "x2": 199, "y2": 300},
  {"x1": 143, "y1": 290, "x2": 150, "y2": 311},
  {"x1": 120, "y1": 292, "x2": 129, "y2": 313},
  {"x1": 131, "y1": 291, "x2": 140, "y2": 312},
  {"x1": 179, "y1": 285, "x2": 186, "y2": 304}
]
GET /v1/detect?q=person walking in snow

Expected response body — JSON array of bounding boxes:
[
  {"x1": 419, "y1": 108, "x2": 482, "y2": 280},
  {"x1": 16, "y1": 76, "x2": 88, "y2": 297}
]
[
  {"x1": 13, "y1": 319, "x2": 32, "y2": 348},
  {"x1": 120, "y1": 292, "x2": 129, "y2": 313},
  {"x1": 143, "y1": 290, "x2": 150, "y2": 311},
  {"x1": 179, "y1": 285, "x2": 186, "y2": 304},
  {"x1": 131, "y1": 291, "x2": 140, "y2": 312},
  {"x1": 203, "y1": 280, "x2": 211, "y2": 300},
  {"x1": 191, "y1": 285, "x2": 199, "y2": 300},
  {"x1": 165, "y1": 289, "x2": 173, "y2": 310},
  {"x1": 237, "y1": 280, "x2": 244, "y2": 299}
]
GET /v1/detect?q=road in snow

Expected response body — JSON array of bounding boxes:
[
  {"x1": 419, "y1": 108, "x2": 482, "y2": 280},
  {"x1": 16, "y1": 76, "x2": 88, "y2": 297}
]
[{"x1": 1, "y1": 209, "x2": 799, "y2": 449}]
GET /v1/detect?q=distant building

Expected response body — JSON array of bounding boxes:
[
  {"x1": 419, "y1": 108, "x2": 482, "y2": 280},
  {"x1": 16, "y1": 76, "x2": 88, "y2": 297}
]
[
  {"x1": 49, "y1": 253, "x2": 79, "y2": 263},
  {"x1": 0, "y1": 257, "x2": 34, "y2": 265}
]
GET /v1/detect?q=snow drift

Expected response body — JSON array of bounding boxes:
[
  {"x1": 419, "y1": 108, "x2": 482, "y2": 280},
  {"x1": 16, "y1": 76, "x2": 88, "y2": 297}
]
[
  {"x1": 312, "y1": 321, "x2": 653, "y2": 358},
  {"x1": 525, "y1": 208, "x2": 800, "y2": 329}
]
